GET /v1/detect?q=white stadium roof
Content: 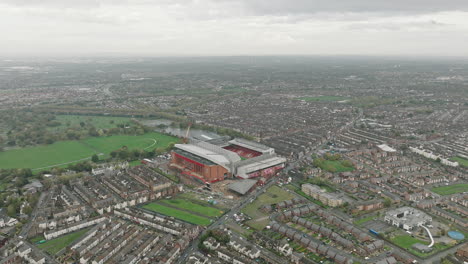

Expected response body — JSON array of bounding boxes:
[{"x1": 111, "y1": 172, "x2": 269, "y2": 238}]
[
  {"x1": 175, "y1": 144, "x2": 232, "y2": 167},
  {"x1": 236, "y1": 156, "x2": 286, "y2": 179}
]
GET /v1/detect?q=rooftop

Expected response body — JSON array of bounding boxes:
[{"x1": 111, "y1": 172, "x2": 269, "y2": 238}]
[{"x1": 228, "y1": 179, "x2": 257, "y2": 195}]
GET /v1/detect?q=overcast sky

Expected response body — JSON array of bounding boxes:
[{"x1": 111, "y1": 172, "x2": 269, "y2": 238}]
[{"x1": 1, "y1": 0, "x2": 468, "y2": 57}]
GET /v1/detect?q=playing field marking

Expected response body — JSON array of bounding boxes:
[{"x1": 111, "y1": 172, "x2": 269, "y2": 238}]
[{"x1": 143, "y1": 138, "x2": 158, "y2": 150}]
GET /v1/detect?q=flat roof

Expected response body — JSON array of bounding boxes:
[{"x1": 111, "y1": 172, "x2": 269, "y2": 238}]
[
  {"x1": 229, "y1": 179, "x2": 257, "y2": 195},
  {"x1": 236, "y1": 156, "x2": 286, "y2": 178},
  {"x1": 377, "y1": 144, "x2": 396, "y2": 152}
]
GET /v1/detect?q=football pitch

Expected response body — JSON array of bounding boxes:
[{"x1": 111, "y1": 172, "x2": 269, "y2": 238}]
[
  {"x1": 0, "y1": 132, "x2": 179, "y2": 170},
  {"x1": 142, "y1": 202, "x2": 212, "y2": 226}
]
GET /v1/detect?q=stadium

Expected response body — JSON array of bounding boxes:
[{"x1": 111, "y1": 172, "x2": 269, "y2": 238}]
[{"x1": 170, "y1": 138, "x2": 286, "y2": 183}]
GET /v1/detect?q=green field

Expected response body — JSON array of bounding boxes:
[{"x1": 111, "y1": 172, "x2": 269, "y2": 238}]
[
  {"x1": 431, "y1": 184, "x2": 468, "y2": 195},
  {"x1": 298, "y1": 96, "x2": 348, "y2": 102},
  {"x1": 391, "y1": 235, "x2": 429, "y2": 249},
  {"x1": 242, "y1": 185, "x2": 294, "y2": 230},
  {"x1": 450, "y1": 157, "x2": 468, "y2": 167},
  {"x1": 321, "y1": 160, "x2": 354, "y2": 173},
  {"x1": 0, "y1": 132, "x2": 179, "y2": 170},
  {"x1": 160, "y1": 199, "x2": 224, "y2": 218},
  {"x1": 354, "y1": 215, "x2": 376, "y2": 226},
  {"x1": 37, "y1": 228, "x2": 90, "y2": 255},
  {"x1": 391, "y1": 235, "x2": 451, "y2": 257},
  {"x1": 49, "y1": 115, "x2": 131, "y2": 131},
  {"x1": 142, "y1": 203, "x2": 212, "y2": 226}
]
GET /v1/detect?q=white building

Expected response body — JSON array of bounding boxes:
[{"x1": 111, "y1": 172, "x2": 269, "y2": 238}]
[{"x1": 385, "y1": 207, "x2": 432, "y2": 230}]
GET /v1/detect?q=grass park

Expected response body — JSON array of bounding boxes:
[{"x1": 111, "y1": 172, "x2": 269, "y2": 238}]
[
  {"x1": 320, "y1": 160, "x2": 354, "y2": 173},
  {"x1": 450, "y1": 156, "x2": 468, "y2": 167},
  {"x1": 242, "y1": 185, "x2": 294, "y2": 230},
  {"x1": 0, "y1": 132, "x2": 179, "y2": 170},
  {"x1": 160, "y1": 199, "x2": 224, "y2": 218},
  {"x1": 142, "y1": 202, "x2": 212, "y2": 226},
  {"x1": 298, "y1": 96, "x2": 349, "y2": 102},
  {"x1": 32, "y1": 228, "x2": 90, "y2": 255},
  {"x1": 431, "y1": 183, "x2": 468, "y2": 195}
]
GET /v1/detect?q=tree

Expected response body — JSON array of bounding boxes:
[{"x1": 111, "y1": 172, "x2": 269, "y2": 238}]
[
  {"x1": 7, "y1": 204, "x2": 16, "y2": 217},
  {"x1": 88, "y1": 127, "x2": 99, "y2": 137},
  {"x1": 383, "y1": 198, "x2": 392, "y2": 208},
  {"x1": 440, "y1": 229, "x2": 447, "y2": 236},
  {"x1": 341, "y1": 160, "x2": 353, "y2": 168},
  {"x1": 23, "y1": 205, "x2": 32, "y2": 215},
  {"x1": 91, "y1": 154, "x2": 99, "y2": 163}
]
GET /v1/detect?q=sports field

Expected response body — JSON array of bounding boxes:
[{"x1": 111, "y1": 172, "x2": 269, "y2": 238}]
[
  {"x1": 0, "y1": 132, "x2": 179, "y2": 170},
  {"x1": 49, "y1": 115, "x2": 131, "y2": 131},
  {"x1": 431, "y1": 183, "x2": 468, "y2": 195},
  {"x1": 142, "y1": 203, "x2": 212, "y2": 226},
  {"x1": 298, "y1": 96, "x2": 348, "y2": 102},
  {"x1": 160, "y1": 199, "x2": 224, "y2": 218},
  {"x1": 37, "y1": 228, "x2": 90, "y2": 255},
  {"x1": 242, "y1": 185, "x2": 294, "y2": 230}
]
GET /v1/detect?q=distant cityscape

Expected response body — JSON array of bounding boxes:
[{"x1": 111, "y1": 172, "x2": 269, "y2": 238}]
[{"x1": 0, "y1": 56, "x2": 466, "y2": 264}]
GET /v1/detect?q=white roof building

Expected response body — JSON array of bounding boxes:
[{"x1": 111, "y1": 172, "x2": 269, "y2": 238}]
[{"x1": 377, "y1": 144, "x2": 396, "y2": 153}]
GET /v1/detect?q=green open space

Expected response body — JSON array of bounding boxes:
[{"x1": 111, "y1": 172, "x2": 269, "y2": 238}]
[
  {"x1": 298, "y1": 96, "x2": 348, "y2": 102},
  {"x1": 450, "y1": 156, "x2": 468, "y2": 167},
  {"x1": 0, "y1": 141, "x2": 96, "y2": 169},
  {"x1": 37, "y1": 228, "x2": 90, "y2": 255},
  {"x1": 320, "y1": 160, "x2": 354, "y2": 173},
  {"x1": 242, "y1": 185, "x2": 294, "y2": 230},
  {"x1": 159, "y1": 199, "x2": 224, "y2": 218},
  {"x1": 82, "y1": 132, "x2": 178, "y2": 155},
  {"x1": 431, "y1": 183, "x2": 468, "y2": 195},
  {"x1": 49, "y1": 115, "x2": 131, "y2": 131},
  {"x1": 391, "y1": 235, "x2": 429, "y2": 249},
  {"x1": 142, "y1": 203, "x2": 211, "y2": 226},
  {"x1": 353, "y1": 215, "x2": 376, "y2": 226},
  {"x1": 0, "y1": 132, "x2": 179, "y2": 170},
  {"x1": 285, "y1": 184, "x2": 328, "y2": 208},
  {"x1": 391, "y1": 234, "x2": 453, "y2": 257}
]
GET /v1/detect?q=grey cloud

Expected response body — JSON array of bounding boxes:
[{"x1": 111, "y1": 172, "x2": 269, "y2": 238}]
[
  {"x1": 346, "y1": 20, "x2": 452, "y2": 31},
  {"x1": 237, "y1": 0, "x2": 468, "y2": 15},
  {"x1": 6, "y1": 0, "x2": 468, "y2": 14}
]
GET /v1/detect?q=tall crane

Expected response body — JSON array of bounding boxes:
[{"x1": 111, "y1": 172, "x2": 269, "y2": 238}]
[{"x1": 183, "y1": 122, "x2": 192, "y2": 143}]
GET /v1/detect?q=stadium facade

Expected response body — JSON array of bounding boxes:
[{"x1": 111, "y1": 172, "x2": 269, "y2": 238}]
[{"x1": 170, "y1": 138, "x2": 286, "y2": 183}]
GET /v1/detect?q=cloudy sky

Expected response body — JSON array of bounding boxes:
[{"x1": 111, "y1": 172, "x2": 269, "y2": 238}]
[{"x1": 1, "y1": 0, "x2": 468, "y2": 56}]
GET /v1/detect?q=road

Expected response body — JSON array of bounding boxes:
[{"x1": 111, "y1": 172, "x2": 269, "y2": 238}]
[
  {"x1": 177, "y1": 110, "x2": 363, "y2": 262},
  {"x1": 19, "y1": 191, "x2": 48, "y2": 237},
  {"x1": 176, "y1": 179, "x2": 279, "y2": 264}
]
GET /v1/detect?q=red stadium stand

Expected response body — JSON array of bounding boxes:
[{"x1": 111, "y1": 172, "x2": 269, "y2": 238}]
[{"x1": 223, "y1": 144, "x2": 262, "y2": 159}]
